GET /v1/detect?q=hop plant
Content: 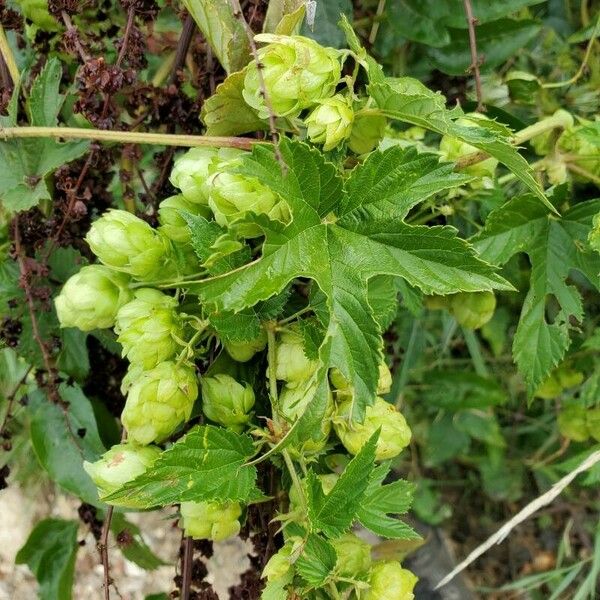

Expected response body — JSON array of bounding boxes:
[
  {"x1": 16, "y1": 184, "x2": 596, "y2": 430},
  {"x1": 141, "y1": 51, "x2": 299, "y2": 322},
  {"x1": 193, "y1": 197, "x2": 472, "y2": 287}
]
[
  {"x1": 273, "y1": 325, "x2": 318, "y2": 387},
  {"x1": 262, "y1": 543, "x2": 294, "y2": 581},
  {"x1": 170, "y1": 147, "x2": 244, "y2": 204},
  {"x1": 439, "y1": 114, "x2": 499, "y2": 181},
  {"x1": 558, "y1": 406, "x2": 589, "y2": 442},
  {"x1": 558, "y1": 123, "x2": 600, "y2": 180},
  {"x1": 305, "y1": 95, "x2": 354, "y2": 151},
  {"x1": 366, "y1": 561, "x2": 418, "y2": 600},
  {"x1": 158, "y1": 194, "x2": 209, "y2": 243},
  {"x1": 243, "y1": 34, "x2": 341, "y2": 119},
  {"x1": 179, "y1": 500, "x2": 242, "y2": 541},
  {"x1": 280, "y1": 382, "x2": 333, "y2": 454},
  {"x1": 207, "y1": 161, "x2": 289, "y2": 237},
  {"x1": 55, "y1": 265, "x2": 132, "y2": 331},
  {"x1": 121, "y1": 361, "x2": 198, "y2": 445},
  {"x1": 200, "y1": 374, "x2": 255, "y2": 433},
  {"x1": 332, "y1": 533, "x2": 372, "y2": 577},
  {"x1": 334, "y1": 397, "x2": 411, "y2": 461},
  {"x1": 86, "y1": 209, "x2": 175, "y2": 281},
  {"x1": 223, "y1": 330, "x2": 267, "y2": 362},
  {"x1": 114, "y1": 289, "x2": 184, "y2": 370},
  {"x1": 348, "y1": 111, "x2": 387, "y2": 154},
  {"x1": 83, "y1": 443, "x2": 161, "y2": 498},
  {"x1": 587, "y1": 408, "x2": 600, "y2": 443},
  {"x1": 288, "y1": 472, "x2": 339, "y2": 511},
  {"x1": 330, "y1": 362, "x2": 392, "y2": 398},
  {"x1": 589, "y1": 213, "x2": 600, "y2": 253},
  {"x1": 535, "y1": 365, "x2": 584, "y2": 399},
  {"x1": 450, "y1": 291, "x2": 496, "y2": 330}
]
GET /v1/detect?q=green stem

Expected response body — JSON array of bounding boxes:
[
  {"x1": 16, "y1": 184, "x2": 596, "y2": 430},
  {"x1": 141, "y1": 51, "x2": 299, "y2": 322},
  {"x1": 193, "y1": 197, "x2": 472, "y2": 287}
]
[
  {"x1": 568, "y1": 162, "x2": 600, "y2": 186},
  {"x1": 512, "y1": 111, "x2": 575, "y2": 146},
  {"x1": 266, "y1": 322, "x2": 280, "y2": 414},
  {"x1": 455, "y1": 111, "x2": 575, "y2": 170},
  {"x1": 282, "y1": 449, "x2": 307, "y2": 514},
  {"x1": 462, "y1": 327, "x2": 489, "y2": 377},
  {"x1": 328, "y1": 581, "x2": 342, "y2": 600},
  {"x1": 175, "y1": 327, "x2": 205, "y2": 366},
  {"x1": 0, "y1": 23, "x2": 19, "y2": 85},
  {"x1": 278, "y1": 306, "x2": 313, "y2": 326},
  {"x1": 0, "y1": 126, "x2": 259, "y2": 149},
  {"x1": 542, "y1": 12, "x2": 600, "y2": 88}
]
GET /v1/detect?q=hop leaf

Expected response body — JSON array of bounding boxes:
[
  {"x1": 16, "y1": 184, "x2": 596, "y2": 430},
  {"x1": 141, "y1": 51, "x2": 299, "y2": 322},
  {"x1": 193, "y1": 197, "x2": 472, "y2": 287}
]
[
  {"x1": 190, "y1": 140, "x2": 510, "y2": 419},
  {"x1": 472, "y1": 195, "x2": 600, "y2": 394}
]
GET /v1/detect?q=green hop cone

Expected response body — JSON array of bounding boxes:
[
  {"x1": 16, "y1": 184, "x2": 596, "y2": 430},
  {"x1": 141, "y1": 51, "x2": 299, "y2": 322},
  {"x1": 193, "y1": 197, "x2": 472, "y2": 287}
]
[
  {"x1": 243, "y1": 34, "x2": 341, "y2": 119},
  {"x1": 115, "y1": 288, "x2": 184, "y2": 370},
  {"x1": 535, "y1": 365, "x2": 583, "y2": 399},
  {"x1": 366, "y1": 561, "x2": 418, "y2": 600},
  {"x1": 586, "y1": 408, "x2": 600, "y2": 443},
  {"x1": 589, "y1": 213, "x2": 600, "y2": 254},
  {"x1": 557, "y1": 406, "x2": 589, "y2": 442},
  {"x1": 439, "y1": 114, "x2": 498, "y2": 181},
  {"x1": 450, "y1": 291, "x2": 496, "y2": 330},
  {"x1": 305, "y1": 95, "x2": 354, "y2": 151},
  {"x1": 330, "y1": 362, "x2": 392, "y2": 398},
  {"x1": 201, "y1": 374, "x2": 255, "y2": 433},
  {"x1": 273, "y1": 325, "x2": 318, "y2": 387},
  {"x1": 86, "y1": 209, "x2": 175, "y2": 281},
  {"x1": 334, "y1": 397, "x2": 411, "y2": 461},
  {"x1": 208, "y1": 162, "x2": 289, "y2": 238},
  {"x1": 289, "y1": 472, "x2": 338, "y2": 511},
  {"x1": 55, "y1": 265, "x2": 132, "y2": 331},
  {"x1": 332, "y1": 533, "x2": 372, "y2": 577},
  {"x1": 158, "y1": 194, "x2": 210, "y2": 243},
  {"x1": 348, "y1": 112, "x2": 387, "y2": 154},
  {"x1": 558, "y1": 122, "x2": 600, "y2": 181},
  {"x1": 223, "y1": 330, "x2": 267, "y2": 362},
  {"x1": 280, "y1": 382, "x2": 333, "y2": 454},
  {"x1": 262, "y1": 543, "x2": 294, "y2": 581},
  {"x1": 179, "y1": 500, "x2": 242, "y2": 541},
  {"x1": 122, "y1": 361, "x2": 198, "y2": 445},
  {"x1": 170, "y1": 147, "x2": 244, "y2": 204},
  {"x1": 83, "y1": 443, "x2": 161, "y2": 498}
]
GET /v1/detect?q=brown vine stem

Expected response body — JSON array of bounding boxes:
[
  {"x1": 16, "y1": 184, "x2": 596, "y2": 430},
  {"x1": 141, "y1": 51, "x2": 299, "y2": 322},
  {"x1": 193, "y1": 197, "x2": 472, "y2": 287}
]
[
  {"x1": 181, "y1": 536, "x2": 194, "y2": 600},
  {"x1": 170, "y1": 13, "x2": 196, "y2": 85},
  {"x1": 61, "y1": 11, "x2": 90, "y2": 62},
  {"x1": 99, "y1": 505, "x2": 114, "y2": 600},
  {"x1": 13, "y1": 217, "x2": 59, "y2": 402},
  {"x1": 41, "y1": 149, "x2": 96, "y2": 265},
  {"x1": 0, "y1": 126, "x2": 258, "y2": 149},
  {"x1": 462, "y1": 0, "x2": 484, "y2": 112},
  {"x1": 229, "y1": 0, "x2": 285, "y2": 168},
  {"x1": 99, "y1": 7, "x2": 136, "y2": 122},
  {"x1": 0, "y1": 366, "x2": 33, "y2": 438}
]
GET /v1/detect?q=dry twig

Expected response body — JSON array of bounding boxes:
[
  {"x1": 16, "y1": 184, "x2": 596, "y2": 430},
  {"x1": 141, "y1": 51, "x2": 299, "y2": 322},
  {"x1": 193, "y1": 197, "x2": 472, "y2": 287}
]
[
  {"x1": 435, "y1": 448, "x2": 600, "y2": 589},
  {"x1": 99, "y1": 506, "x2": 115, "y2": 600},
  {"x1": 181, "y1": 536, "x2": 194, "y2": 600},
  {"x1": 462, "y1": 0, "x2": 484, "y2": 112}
]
